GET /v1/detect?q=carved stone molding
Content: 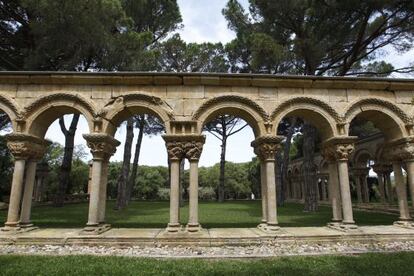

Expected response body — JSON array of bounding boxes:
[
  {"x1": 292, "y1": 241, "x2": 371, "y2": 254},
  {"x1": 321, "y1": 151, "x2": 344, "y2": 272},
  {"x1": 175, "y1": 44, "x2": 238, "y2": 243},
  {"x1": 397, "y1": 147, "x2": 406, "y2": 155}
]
[
  {"x1": 383, "y1": 136, "x2": 414, "y2": 162},
  {"x1": 270, "y1": 97, "x2": 342, "y2": 123},
  {"x1": 163, "y1": 135, "x2": 205, "y2": 161},
  {"x1": 83, "y1": 133, "x2": 120, "y2": 160},
  {"x1": 0, "y1": 93, "x2": 21, "y2": 118},
  {"x1": 344, "y1": 98, "x2": 413, "y2": 125},
  {"x1": 321, "y1": 137, "x2": 358, "y2": 161},
  {"x1": 23, "y1": 93, "x2": 97, "y2": 119},
  {"x1": 192, "y1": 95, "x2": 269, "y2": 121},
  {"x1": 251, "y1": 135, "x2": 284, "y2": 161},
  {"x1": 6, "y1": 133, "x2": 50, "y2": 160}
]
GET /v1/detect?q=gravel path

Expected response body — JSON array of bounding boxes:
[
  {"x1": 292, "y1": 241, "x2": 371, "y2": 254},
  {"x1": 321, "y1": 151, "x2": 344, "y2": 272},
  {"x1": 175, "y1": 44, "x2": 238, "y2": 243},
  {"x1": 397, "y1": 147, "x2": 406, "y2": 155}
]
[{"x1": 1, "y1": 241, "x2": 414, "y2": 258}]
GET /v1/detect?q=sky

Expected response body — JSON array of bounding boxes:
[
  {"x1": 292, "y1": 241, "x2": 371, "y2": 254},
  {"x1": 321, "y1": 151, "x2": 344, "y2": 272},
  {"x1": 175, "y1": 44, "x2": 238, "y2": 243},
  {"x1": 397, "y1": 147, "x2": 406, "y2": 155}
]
[{"x1": 33, "y1": 0, "x2": 414, "y2": 168}]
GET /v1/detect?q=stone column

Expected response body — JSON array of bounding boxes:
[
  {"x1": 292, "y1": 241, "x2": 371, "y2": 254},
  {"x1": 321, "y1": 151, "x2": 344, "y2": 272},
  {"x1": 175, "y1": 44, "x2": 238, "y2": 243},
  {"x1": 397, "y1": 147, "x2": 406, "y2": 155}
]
[
  {"x1": 393, "y1": 162, "x2": 412, "y2": 223},
  {"x1": 83, "y1": 134, "x2": 120, "y2": 234},
  {"x1": 3, "y1": 134, "x2": 48, "y2": 231},
  {"x1": 353, "y1": 172, "x2": 363, "y2": 204},
  {"x1": 384, "y1": 170, "x2": 394, "y2": 203},
  {"x1": 405, "y1": 160, "x2": 414, "y2": 208},
  {"x1": 163, "y1": 135, "x2": 186, "y2": 232},
  {"x1": 322, "y1": 137, "x2": 357, "y2": 229},
  {"x1": 98, "y1": 158, "x2": 110, "y2": 224},
  {"x1": 185, "y1": 136, "x2": 205, "y2": 232},
  {"x1": 260, "y1": 161, "x2": 267, "y2": 226},
  {"x1": 383, "y1": 138, "x2": 414, "y2": 227},
  {"x1": 372, "y1": 164, "x2": 386, "y2": 203},
  {"x1": 327, "y1": 161, "x2": 342, "y2": 223},
  {"x1": 361, "y1": 170, "x2": 370, "y2": 203},
  {"x1": 252, "y1": 135, "x2": 283, "y2": 232},
  {"x1": 19, "y1": 161, "x2": 39, "y2": 227}
]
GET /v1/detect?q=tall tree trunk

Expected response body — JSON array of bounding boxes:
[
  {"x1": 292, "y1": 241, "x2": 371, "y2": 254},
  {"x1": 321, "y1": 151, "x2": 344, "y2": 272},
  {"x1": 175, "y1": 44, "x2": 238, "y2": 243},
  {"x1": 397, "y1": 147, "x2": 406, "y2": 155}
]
[
  {"x1": 115, "y1": 118, "x2": 134, "y2": 210},
  {"x1": 54, "y1": 114, "x2": 80, "y2": 207},
  {"x1": 218, "y1": 136, "x2": 227, "y2": 202},
  {"x1": 126, "y1": 118, "x2": 144, "y2": 203},
  {"x1": 301, "y1": 122, "x2": 318, "y2": 212}
]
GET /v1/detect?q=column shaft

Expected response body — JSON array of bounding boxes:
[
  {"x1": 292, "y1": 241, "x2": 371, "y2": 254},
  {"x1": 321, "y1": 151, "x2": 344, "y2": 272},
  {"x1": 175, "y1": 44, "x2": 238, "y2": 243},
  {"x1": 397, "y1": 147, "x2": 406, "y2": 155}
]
[
  {"x1": 385, "y1": 173, "x2": 394, "y2": 203},
  {"x1": 338, "y1": 160, "x2": 355, "y2": 224},
  {"x1": 98, "y1": 160, "x2": 109, "y2": 224},
  {"x1": 260, "y1": 161, "x2": 267, "y2": 223},
  {"x1": 405, "y1": 160, "x2": 414, "y2": 208},
  {"x1": 393, "y1": 162, "x2": 411, "y2": 221},
  {"x1": 377, "y1": 173, "x2": 386, "y2": 203},
  {"x1": 4, "y1": 159, "x2": 26, "y2": 228},
  {"x1": 328, "y1": 162, "x2": 342, "y2": 222},
  {"x1": 19, "y1": 160, "x2": 38, "y2": 226},
  {"x1": 86, "y1": 159, "x2": 103, "y2": 227},
  {"x1": 168, "y1": 160, "x2": 181, "y2": 231},
  {"x1": 187, "y1": 160, "x2": 200, "y2": 231},
  {"x1": 266, "y1": 160, "x2": 278, "y2": 227},
  {"x1": 362, "y1": 175, "x2": 369, "y2": 203},
  {"x1": 355, "y1": 176, "x2": 363, "y2": 203}
]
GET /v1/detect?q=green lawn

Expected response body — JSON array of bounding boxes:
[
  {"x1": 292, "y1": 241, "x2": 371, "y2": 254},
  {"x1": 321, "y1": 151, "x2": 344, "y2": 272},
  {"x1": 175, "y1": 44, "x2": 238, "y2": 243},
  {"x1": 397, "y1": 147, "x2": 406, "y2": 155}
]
[
  {"x1": 0, "y1": 201, "x2": 397, "y2": 228},
  {"x1": 0, "y1": 252, "x2": 413, "y2": 275}
]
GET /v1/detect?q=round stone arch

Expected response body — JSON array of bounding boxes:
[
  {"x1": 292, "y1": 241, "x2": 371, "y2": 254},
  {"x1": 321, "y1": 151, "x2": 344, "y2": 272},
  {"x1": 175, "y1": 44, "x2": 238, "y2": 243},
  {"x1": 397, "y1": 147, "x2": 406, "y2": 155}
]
[
  {"x1": 352, "y1": 148, "x2": 373, "y2": 167},
  {"x1": 344, "y1": 98, "x2": 411, "y2": 141},
  {"x1": 0, "y1": 93, "x2": 21, "y2": 131},
  {"x1": 101, "y1": 94, "x2": 173, "y2": 136},
  {"x1": 192, "y1": 95, "x2": 268, "y2": 137},
  {"x1": 24, "y1": 93, "x2": 97, "y2": 138},
  {"x1": 271, "y1": 97, "x2": 340, "y2": 141}
]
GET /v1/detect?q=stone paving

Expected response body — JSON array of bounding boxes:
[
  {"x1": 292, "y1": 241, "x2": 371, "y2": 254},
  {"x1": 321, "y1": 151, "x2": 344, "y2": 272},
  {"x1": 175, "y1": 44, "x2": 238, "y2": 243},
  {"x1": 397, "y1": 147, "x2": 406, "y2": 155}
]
[{"x1": 1, "y1": 225, "x2": 414, "y2": 257}]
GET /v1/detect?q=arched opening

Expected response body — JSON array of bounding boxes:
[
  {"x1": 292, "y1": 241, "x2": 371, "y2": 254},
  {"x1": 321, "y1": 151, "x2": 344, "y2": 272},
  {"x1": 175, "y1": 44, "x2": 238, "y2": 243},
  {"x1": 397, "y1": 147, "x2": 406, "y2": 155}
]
[
  {"x1": 274, "y1": 105, "x2": 337, "y2": 226},
  {"x1": 347, "y1": 105, "x2": 407, "y2": 224},
  {"x1": 105, "y1": 107, "x2": 168, "y2": 228},
  {"x1": 196, "y1": 107, "x2": 260, "y2": 228},
  {"x1": 0, "y1": 109, "x2": 13, "y2": 218}
]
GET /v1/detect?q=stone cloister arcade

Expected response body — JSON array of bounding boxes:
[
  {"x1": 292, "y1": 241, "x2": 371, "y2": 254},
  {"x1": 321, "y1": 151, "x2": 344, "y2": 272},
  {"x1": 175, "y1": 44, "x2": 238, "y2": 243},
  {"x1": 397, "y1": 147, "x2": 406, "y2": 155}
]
[{"x1": 0, "y1": 72, "x2": 414, "y2": 234}]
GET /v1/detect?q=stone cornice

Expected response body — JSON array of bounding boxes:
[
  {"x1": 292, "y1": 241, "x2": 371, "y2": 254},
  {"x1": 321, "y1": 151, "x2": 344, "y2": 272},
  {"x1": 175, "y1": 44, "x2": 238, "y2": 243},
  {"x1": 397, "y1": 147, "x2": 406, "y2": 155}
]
[{"x1": 0, "y1": 72, "x2": 413, "y2": 90}]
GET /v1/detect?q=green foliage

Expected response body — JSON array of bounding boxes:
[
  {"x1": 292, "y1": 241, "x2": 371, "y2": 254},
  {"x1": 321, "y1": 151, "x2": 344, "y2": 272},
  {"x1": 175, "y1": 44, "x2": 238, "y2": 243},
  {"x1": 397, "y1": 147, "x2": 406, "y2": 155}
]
[
  {"x1": 0, "y1": 136, "x2": 12, "y2": 201},
  {"x1": 157, "y1": 34, "x2": 229, "y2": 72},
  {"x1": 0, "y1": 0, "x2": 182, "y2": 71},
  {"x1": 134, "y1": 166, "x2": 168, "y2": 199},
  {"x1": 223, "y1": 0, "x2": 414, "y2": 76}
]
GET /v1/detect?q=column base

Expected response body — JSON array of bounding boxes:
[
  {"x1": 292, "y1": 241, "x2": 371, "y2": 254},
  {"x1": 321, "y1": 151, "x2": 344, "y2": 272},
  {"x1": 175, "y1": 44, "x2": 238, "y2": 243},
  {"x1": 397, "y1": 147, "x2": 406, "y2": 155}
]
[
  {"x1": 327, "y1": 221, "x2": 358, "y2": 232},
  {"x1": 186, "y1": 223, "x2": 202, "y2": 232},
  {"x1": 257, "y1": 222, "x2": 267, "y2": 230},
  {"x1": 81, "y1": 223, "x2": 111, "y2": 235},
  {"x1": 393, "y1": 220, "x2": 414, "y2": 229},
  {"x1": 166, "y1": 223, "x2": 181, "y2": 233},
  {"x1": 261, "y1": 223, "x2": 280, "y2": 233}
]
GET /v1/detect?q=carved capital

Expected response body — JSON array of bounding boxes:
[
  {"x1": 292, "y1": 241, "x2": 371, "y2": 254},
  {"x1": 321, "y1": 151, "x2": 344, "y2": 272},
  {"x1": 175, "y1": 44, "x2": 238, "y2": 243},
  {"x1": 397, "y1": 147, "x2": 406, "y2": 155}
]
[
  {"x1": 251, "y1": 135, "x2": 284, "y2": 161},
  {"x1": 384, "y1": 137, "x2": 414, "y2": 162},
  {"x1": 83, "y1": 133, "x2": 120, "y2": 160},
  {"x1": 6, "y1": 133, "x2": 50, "y2": 161},
  {"x1": 321, "y1": 137, "x2": 358, "y2": 162},
  {"x1": 163, "y1": 135, "x2": 205, "y2": 161}
]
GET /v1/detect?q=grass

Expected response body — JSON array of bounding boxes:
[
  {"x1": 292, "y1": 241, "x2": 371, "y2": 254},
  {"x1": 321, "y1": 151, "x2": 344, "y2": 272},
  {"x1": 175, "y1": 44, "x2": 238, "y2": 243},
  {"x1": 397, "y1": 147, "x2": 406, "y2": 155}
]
[
  {"x1": 0, "y1": 252, "x2": 414, "y2": 275},
  {"x1": 0, "y1": 201, "x2": 397, "y2": 228}
]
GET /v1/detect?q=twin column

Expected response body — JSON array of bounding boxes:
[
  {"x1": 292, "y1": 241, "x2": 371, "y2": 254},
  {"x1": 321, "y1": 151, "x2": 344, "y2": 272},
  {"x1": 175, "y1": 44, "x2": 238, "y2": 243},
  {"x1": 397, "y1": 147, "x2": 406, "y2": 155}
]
[
  {"x1": 163, "y1": 135, "x2": 205, "y2": 232},
  {"x1": 2, "y1": 134, "x2": 49, "y2": 231},
  {"x1": 251, "y1": 135, "x2": 284, "y2": 232},
  {"x1": 83, "y1": 134, "x2": 120, "y2": 233},
  {"x1": 322, "y1": 137, "x2": 358, "y2": 229}
]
